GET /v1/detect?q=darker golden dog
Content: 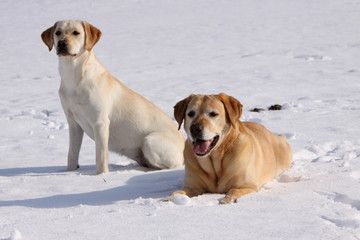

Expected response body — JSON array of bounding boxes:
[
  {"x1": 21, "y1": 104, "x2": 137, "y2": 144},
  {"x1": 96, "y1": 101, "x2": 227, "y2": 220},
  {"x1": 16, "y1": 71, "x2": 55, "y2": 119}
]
[{"x1": 169, "y1": 93, "x2": 292, "y2": 204}]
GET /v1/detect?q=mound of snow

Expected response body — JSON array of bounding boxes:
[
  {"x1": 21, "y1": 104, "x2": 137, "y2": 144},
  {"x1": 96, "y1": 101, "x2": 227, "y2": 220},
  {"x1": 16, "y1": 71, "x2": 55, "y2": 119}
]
[
  {"x1": 9, "y1": 229, "x2": 22, "y2": 240},
  {"x1": 172, "y1": 193, "x2": 192, "y2": 206}
]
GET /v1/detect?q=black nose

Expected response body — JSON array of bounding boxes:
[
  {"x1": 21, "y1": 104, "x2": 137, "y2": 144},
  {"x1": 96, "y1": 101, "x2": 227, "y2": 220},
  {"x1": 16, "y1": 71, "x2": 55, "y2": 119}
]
[
  {"x1": 190, "y1": 124, "x2": 203, "y2": 138},
  {"x1": 58, "y1": 40, "x2": 68, "y2": 49}
]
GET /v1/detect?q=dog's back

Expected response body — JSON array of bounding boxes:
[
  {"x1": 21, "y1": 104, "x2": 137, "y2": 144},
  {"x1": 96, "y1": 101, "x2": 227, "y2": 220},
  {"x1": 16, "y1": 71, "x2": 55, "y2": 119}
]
[{"x1": 242, "y1": 122, "x2": 292, "y2": 178}]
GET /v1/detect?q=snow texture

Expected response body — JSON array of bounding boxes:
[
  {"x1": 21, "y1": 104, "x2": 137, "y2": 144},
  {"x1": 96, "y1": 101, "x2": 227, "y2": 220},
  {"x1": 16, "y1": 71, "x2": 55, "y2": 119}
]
[{"x1": 1, "y1": 0, "x2": 360, "y2": 239}]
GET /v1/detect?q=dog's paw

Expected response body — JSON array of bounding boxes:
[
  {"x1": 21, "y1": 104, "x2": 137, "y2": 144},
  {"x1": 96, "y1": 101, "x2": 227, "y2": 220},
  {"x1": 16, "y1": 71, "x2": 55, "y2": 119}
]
[
  {"x1": 219, "y1": 196, "x2": 236, "y2": 204},
  {"x1": 160, "y1": 196, "x2": 174, "y2": 202},
  {"x1": 67, "y1": 164, "x2": 80, "y2": 171}
]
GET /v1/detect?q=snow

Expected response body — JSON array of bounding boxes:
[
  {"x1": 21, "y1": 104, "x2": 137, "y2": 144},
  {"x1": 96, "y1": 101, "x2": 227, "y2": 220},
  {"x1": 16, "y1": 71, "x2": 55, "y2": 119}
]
[
  {"x1": 1, "y1": 0, "x2": 360, "y2": 239},
  {"x1": 9, "y1": 229, "x2": 21, "y2": 240}
]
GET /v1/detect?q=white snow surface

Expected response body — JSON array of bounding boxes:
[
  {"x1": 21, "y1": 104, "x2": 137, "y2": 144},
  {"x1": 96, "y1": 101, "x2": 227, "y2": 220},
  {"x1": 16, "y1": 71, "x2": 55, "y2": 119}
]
[{"x1": 1, "y1": 0, "x2": 360, "y2": 239}]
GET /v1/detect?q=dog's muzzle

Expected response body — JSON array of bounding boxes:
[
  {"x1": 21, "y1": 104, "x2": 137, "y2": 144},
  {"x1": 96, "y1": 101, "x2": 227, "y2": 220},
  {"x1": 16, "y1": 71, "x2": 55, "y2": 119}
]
[
  {"x1": 190, "y1": 124, "x2": 219, "y2": 157},
  {"x1": 57, "y1": 40, "x2": 69, "y2": 55},
  {"x1": 190, "y1": 124, "x2": 203, "y2": 140}
]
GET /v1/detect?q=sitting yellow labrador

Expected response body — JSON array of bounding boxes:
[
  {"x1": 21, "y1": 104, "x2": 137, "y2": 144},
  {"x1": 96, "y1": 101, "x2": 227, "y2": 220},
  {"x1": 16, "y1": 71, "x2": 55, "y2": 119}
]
[
  {"x1": 41, "y1": 20, "x2": 184, "y2": 174},
  {"x1": 169, "y1": 93, "x2": 292, "y2": 204}
]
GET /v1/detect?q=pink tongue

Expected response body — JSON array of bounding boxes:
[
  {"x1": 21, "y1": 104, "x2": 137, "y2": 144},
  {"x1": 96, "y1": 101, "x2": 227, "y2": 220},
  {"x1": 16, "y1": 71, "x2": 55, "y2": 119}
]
[{"x1": 193, "y1": 139, "x2": 212, "y2": 155}]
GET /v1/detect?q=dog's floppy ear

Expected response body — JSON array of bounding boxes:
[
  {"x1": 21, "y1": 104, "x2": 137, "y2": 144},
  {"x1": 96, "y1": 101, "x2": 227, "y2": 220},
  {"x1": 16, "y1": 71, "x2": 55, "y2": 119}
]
[
  {"x1": 82, "y1": 21, "x2": 102, "y2": 51},
  {"x1": 41, "y1": 23, "x2": 57, "y2": 51},
  {"x1": 174, "y1": 94, "x2": 194, "y2": 130},
  {"x1": 217, "y1": 93, "x2": 242, "y2": 127}
]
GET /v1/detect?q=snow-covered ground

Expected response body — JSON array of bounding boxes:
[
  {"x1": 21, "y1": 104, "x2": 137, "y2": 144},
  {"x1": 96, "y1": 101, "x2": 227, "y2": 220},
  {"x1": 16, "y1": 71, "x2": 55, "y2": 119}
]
[{"x1": 1, "y1": 0, "x2": 360, "y2": 239}]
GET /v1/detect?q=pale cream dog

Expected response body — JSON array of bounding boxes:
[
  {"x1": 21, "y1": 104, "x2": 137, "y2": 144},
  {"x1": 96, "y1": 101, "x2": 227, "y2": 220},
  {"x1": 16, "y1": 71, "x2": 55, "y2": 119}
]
[
  {"x1": 169, "y1": 93, "x2": 292, "y2": 204},
  {"x1": 41, "y1": 20, "x2": 184, "y2": 174}
]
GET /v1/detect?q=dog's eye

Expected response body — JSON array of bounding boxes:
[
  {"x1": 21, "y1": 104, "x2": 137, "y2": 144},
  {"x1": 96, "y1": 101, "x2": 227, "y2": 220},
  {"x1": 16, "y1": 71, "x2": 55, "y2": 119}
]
[
  {"x1": 209, "y1": 112, "x2": 218, "y2": 117},
  {"x1": 187, "y1": 111, "x2": 195, "y2": 118},
  {"x1": 73, "y1": 31, "x2": 80, "y2": 36},
  {"x1": 55, "y1": 31, "x2": 61, "y2": 36}
]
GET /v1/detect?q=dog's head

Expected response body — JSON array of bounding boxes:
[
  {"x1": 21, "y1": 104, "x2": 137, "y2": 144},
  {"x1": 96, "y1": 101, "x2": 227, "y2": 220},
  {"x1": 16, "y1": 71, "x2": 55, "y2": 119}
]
[
  {"x1": 174, "y1": 93, "x2": 243, "y2": 158},
  {"x1": 41, "y1": 20, "x2": 101, "y2": 57}
]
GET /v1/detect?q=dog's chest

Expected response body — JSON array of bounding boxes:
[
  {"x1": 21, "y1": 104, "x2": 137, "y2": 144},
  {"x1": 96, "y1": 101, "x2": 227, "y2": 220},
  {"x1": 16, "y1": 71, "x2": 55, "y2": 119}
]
[
  {"x1": 196, "y1": 156, "x2": 226, "y2": 191},
  {"x1": 197, "y1": 154, "x2": 246, "y2": 193},
  {"x1": 59, "y1": 81, "x2": 91, "y2": 104},
  {"x1": 59, "y1": 81, "x2": 98, "y2": 135}
]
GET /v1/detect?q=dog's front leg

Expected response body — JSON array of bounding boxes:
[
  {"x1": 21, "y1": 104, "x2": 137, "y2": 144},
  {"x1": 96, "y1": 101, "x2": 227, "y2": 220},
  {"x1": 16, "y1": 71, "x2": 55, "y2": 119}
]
[
  {"x1": 94, "y1": 121, "x2": 110, "y2": 174},
  {"x1": 220, "y1": 187, "x2": 257, "y2": 204},
  {"x1": 67, "y1": 120, "x2": 84, "y2": 171}
]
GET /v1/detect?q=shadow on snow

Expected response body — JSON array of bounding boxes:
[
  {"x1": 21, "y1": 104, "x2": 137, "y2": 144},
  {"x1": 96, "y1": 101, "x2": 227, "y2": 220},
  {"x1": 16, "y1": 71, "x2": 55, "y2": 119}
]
[{"x1": 0, "y1": 165, "x2": 184, "y2": 209}]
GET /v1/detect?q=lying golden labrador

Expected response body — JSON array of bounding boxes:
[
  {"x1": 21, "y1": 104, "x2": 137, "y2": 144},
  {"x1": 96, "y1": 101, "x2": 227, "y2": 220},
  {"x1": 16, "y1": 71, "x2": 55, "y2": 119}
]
[
  {"x1": 41, "y1": 20, "x2": 184, "y2": 174},
  {"x1": 169, "y1": 93, "x2": 292, "y2": 204}
]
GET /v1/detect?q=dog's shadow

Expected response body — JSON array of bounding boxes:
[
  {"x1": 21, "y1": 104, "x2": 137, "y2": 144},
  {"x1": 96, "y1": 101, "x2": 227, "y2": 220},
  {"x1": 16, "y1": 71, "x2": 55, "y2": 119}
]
[{"x1": 0, "y1": 165, "x2": 184, "y2": 209}]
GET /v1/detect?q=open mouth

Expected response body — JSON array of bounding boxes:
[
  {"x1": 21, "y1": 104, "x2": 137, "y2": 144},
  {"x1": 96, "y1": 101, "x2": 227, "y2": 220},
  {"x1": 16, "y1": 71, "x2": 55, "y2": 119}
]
[{"x1": 192, "y1": 135, "x2": 219, "y2": 157}]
